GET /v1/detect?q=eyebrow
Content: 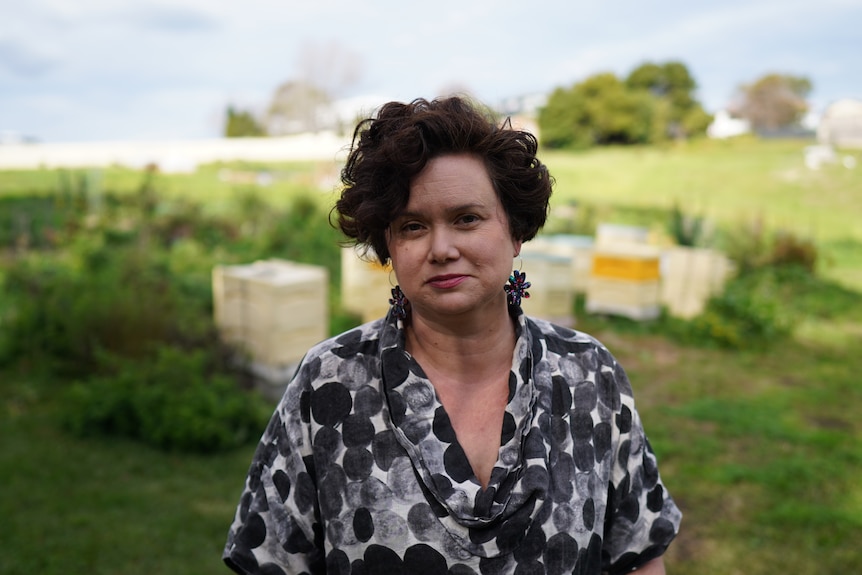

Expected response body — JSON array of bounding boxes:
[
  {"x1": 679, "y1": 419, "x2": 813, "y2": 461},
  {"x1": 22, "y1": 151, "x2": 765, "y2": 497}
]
[{"x1": 394, "y1": 202, "x2": 487, "y2": 220}]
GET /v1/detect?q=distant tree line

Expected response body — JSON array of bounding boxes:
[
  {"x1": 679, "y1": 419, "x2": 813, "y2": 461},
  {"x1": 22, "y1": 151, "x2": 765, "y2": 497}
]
[{"x1": 222, "y1": 52, "x2": 814, "y2": 147}]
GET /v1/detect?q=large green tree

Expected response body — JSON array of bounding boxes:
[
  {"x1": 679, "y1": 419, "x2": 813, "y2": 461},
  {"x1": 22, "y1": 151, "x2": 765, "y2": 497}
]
[
  {"x1": 732, "y1": 73, "x2": 812, "y2": 131},
  {"x1": 539, "y1": 61, "x2": 711, "y2": 149},
  {"x1": 539, "y1": 73, "x2": 656, "y2": 148},
  {"x1": 626, "y1": 61, "x2": 712, "y2": 138}
]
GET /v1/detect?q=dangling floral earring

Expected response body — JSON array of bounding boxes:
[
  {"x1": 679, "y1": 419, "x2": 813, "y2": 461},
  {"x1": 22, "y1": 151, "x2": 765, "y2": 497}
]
[
  {"x1": 505, "y1": 269, "x2": 531, "y2": 307},
  {"x1": 389, "y1": 285, "x2": 409, "y2": 320}
]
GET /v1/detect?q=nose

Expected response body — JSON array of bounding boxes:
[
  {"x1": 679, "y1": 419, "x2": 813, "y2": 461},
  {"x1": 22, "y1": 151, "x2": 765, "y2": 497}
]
[{"x1": 428, "y1": 227, "x2": 459, "y2": 263}]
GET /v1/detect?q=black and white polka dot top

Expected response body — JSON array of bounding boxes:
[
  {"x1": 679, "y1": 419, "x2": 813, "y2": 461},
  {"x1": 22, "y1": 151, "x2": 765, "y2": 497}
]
[{"x1": 224, "y1": 307, "x2": 681, "y2": 575}]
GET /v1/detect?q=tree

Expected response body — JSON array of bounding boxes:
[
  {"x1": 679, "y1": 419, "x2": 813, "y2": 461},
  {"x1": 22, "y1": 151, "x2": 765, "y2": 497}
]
[
  {"x1": 732, "y1": 73, "x2": 812, "y2": 131},
  {"x1": 539, "y1": 73, "x2": 657, "y2": 148},
  {"x1": 539, "y1": 61, "x2": 712, "y2": 149},
  {"x1": 626, "y1": 61, "x2": 711, "y2": 138},
  {"x1": 265, "y1": 80, "x2": 331, "y2": 135},
  {"x1": 224, "y1": 106, "x2": 267, "y2": 138},
  {"x1": 264, "y1": 40, "x2": 362, "y2": 135}
]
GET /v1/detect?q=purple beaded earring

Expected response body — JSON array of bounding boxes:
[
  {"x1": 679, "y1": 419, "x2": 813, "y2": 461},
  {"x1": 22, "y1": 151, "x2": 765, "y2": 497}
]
[
  {"x1": 389, "y1": 286, "x2": 409, "y2": 320},
  {"x1": 505, "y1": 269, "x2": 531, "y2": 306}
]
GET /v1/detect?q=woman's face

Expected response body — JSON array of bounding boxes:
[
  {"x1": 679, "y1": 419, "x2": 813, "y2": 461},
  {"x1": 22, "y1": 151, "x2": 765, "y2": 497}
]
[{"x1": 386, "y1": 154, "x2": 521, "y2": 323}]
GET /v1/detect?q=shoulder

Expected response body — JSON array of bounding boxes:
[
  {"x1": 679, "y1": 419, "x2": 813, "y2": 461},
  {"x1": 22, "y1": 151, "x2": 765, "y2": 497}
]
[
  {"x1": 525, "y1": 315, "x2": 612, "y2": 357},
  {"x1": 308, "y1": 318, "x2": 386, "y2": 358},
  {"x1": 287, "y1": 318, "x2": 387, "y2": 389},
  {"x1": 524, "y1": 315, "x2": 634, "y2": 401}
]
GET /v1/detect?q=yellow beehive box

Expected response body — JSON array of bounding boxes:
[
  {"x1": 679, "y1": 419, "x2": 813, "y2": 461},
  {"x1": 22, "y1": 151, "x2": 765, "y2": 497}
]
[
  {"x1": 341, "y1": 246, "x2": 393, "y2": 323},
  {"x1": 586, "y1": 245, "x2": 661, "y2": 320},
  {"x1": 660, "y1": 247, "x2": 735, "y2": 318},
  {"x1": 522, "y1": 234, "x2": 595, "y2": 294},
  {"x1": 212, "y1": 259, "x2": 328, "y2": 369},
  {"x1": 518, "y1": 252, "x2": 575, "y2": 327}
]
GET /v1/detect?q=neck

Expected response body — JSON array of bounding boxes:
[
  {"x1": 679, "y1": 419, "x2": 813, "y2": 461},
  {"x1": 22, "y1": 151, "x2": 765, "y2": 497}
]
[{"x1": 405, "y1": 302, "x2": 516, "y2": 384}]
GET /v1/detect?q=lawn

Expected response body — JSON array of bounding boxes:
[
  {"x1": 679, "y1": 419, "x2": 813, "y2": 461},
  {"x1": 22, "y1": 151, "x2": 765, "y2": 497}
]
[{"x1": 1, "y1": 136, "x2": 861, "y2": 574}]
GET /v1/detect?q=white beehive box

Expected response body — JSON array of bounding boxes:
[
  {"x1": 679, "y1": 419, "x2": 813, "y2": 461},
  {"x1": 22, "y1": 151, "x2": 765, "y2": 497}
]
[
  {"x1": 341, "y1": 246, "x2": 393, "y2": 323},
  {"x1": 518, "y1": 251, "x2": 575, "y2": 327},
  {"x1": 595, "y1": 223, "x2": 650, "y2": 248},
  {"x1": 523, "y1": 234, "x2": 595, "y2": 294},
  {"x1": 586, "y1": 245, "x2": 662, "y2": 320},
  {"x1": 661, "y1": 247, "x2": 734, "y2": 318},
  {"x1": 213, "y1": 259, "x2": 328, "y2": 374}
]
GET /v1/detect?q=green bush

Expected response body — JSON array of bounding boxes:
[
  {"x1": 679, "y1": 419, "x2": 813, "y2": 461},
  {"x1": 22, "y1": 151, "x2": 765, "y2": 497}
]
[
  {"x1": 676, "y1": 268, "x2": 795, "y2": 349},
  {"x1": 0, "y1": 240, "x2": 211, "y2": 372},
  {"x1": 719, "y1": 217, "x2": 819, "y2": 275},
  {"x1": 62, "y1": 347, "x2": 270, "y2": 453}
]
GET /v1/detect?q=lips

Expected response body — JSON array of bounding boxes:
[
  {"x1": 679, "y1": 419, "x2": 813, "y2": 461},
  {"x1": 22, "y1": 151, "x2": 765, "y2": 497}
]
[{"x1": 426, "y1": 274, "x2": 467, "y2": 289}]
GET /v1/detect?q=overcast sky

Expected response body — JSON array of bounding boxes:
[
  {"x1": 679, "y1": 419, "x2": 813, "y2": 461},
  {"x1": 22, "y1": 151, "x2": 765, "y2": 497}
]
[{"x1": 2, "y1": 0, "x2": 860, "y2": 142}]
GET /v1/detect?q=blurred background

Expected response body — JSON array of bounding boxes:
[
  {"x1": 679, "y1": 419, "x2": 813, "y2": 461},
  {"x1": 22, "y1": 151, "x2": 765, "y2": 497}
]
[{"x1": 1, "y1": 1, "x2": 861, "y2": 574}]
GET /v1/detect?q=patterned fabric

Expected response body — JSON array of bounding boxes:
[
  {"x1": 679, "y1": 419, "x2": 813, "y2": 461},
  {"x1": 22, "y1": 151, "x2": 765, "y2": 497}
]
[{"x1": 223, "y1": 307, "x2": 681, "y2": 575}]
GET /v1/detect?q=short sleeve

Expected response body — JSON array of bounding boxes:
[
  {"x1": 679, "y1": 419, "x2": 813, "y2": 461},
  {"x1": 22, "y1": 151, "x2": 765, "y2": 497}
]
[
  {"x1": 223, "y1": 367, "x2": 324, "y2": 575},
  {"x1": 602, "y1": 363, "x2": 682, "y2": 574}
]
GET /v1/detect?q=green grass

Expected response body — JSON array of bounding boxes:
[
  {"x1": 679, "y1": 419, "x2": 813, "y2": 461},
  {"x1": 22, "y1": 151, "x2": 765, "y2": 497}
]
[
  {"x1": 2, "y1": 138, "x2": 861, "y2": 574},
  {"x1": 0, "y1": 160, "x2": 342, "y2": 215},
  {"x1": 1, "y1": 369, "x2": 253, "y2": 575}
]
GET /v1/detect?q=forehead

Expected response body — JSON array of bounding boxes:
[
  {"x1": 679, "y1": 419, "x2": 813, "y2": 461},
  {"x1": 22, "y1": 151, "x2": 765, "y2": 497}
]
[{"x1": 406, "y1": 154, "x2": 496, "y2": 208}]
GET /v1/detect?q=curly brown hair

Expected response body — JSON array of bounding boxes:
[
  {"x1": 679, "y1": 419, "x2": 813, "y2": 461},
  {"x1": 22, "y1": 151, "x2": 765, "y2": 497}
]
[{"x1": 334, "y1": 96, "x2": 553, "y2": 264}]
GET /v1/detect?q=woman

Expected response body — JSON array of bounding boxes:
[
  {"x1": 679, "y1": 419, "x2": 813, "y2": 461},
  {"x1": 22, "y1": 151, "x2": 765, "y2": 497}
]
[{"x1": 223, "y1": 96, "x2": 681, "y2": 574}]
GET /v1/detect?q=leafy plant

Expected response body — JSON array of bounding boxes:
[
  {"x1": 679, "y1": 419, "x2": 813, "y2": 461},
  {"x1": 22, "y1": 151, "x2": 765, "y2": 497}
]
[
  {"x1": 62, "y1": 346, "x2": 270, "y2": 453},
  {"x1": 668, "y1": 202, "x2": 708, "y2": 247},
  {"x1": 770, "y1": 230, "x2": 817, "y2": 272}
]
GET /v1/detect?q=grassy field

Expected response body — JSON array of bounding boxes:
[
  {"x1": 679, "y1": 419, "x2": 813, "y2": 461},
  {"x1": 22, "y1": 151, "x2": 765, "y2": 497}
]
[{"x1": 1, "y1": 137, "x2": 861, "y2": 574}]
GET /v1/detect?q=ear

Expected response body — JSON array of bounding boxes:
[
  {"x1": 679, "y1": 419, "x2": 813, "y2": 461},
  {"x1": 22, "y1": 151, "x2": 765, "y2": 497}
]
[{"x1": 512, "y1": 239, "x2": 523, "y2": 258}]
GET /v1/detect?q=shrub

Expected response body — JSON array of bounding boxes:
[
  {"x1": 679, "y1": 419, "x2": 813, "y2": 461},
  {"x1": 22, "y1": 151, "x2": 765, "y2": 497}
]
[
  {"x1": 0, "y1": 240, "x2": 212, "y2": 372},
  {"x1": 62, "y1": 346, "x2": 270, "y2": 453},
  {"x1": 678, "y1": 268, "x2": 794, "y2": 349},
  {"x1": 720, "y1": 217, "x2": 818, "y2": 275},
  {"x1": 770, "y1": 230, "x2": 817, "y2": 273}
]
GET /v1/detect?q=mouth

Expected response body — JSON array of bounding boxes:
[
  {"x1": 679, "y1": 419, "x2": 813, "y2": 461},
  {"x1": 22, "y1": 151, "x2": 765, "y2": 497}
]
[{"x1": 426, "y1": 274, "x2": 467, "y2": 289}]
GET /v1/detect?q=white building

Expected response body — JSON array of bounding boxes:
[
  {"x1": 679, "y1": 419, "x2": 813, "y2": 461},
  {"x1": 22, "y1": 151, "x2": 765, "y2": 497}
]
[
  {"x1": 817, "y1": 99, "x2": 862, "y2": 148},
  {"x1": 707, "y1": 109, "x2": 751, "y2": 139}
]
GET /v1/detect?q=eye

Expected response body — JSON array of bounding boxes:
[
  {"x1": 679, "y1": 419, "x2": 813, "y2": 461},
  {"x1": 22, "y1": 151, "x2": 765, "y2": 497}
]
[
  {"x1": 458, "y1": 214, "x2": 480, "y2": 225},
  {"x1": 400, "y1": 221, "x2": 424, "y2": 233}
]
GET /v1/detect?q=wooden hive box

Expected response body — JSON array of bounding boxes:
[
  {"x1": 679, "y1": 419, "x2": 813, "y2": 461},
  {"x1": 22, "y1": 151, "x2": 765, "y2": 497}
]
[
  {"x1": 523, "y1": 234, "x2": 595, "y2": 294},
  {"x1": 213, "y1": 259, "x2": 328, "y2": 373},
  {"x1": 586, "y1": 245, "x2": 661, "y2": 320},
  {"x1": 660, "y1": 247, "x2": 735, "y2": 318},
  {"x1": 595, "y1": 223, "x2": 650, "y2": 248},
  {"x1": 341, "y1": 246, "x2": 393, "y2": 324},
  {"x1": 518, "y1": 251, "x2": 576, "y2": 327}
]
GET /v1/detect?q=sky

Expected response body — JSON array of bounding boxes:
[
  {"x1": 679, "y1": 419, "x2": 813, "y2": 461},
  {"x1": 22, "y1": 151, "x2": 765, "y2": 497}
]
[{"x1": 2, "y1": 0, "x2": 861, "y2": 143}]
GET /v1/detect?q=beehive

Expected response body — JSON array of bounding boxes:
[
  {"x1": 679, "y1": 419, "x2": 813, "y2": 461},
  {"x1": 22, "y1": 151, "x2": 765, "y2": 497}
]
[
  {"x1": 341, "y1": 246, "x2": 393, "y2": 323},
  {"x1": 518, "y1": 252, "x2": 575, "y2": 327},
  {"x1": 661, "y1": 247, "x2": 734, "y2": 318},
  {"x1": 522, "y1": 234, "x2": 595, "y2": 294},
  {"x1": 595, "y1": 223, "x2": 650, "y2": 248},
  {"x1": 585, "y1": 245, "x2": 661, "y2": 320},
  {"x1": 212, "y1": 259, "x2": 328, "y2": 373}
]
